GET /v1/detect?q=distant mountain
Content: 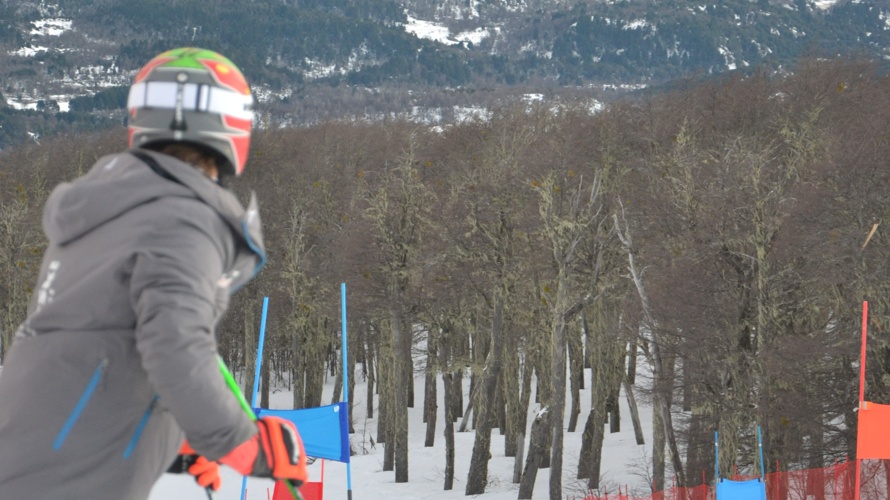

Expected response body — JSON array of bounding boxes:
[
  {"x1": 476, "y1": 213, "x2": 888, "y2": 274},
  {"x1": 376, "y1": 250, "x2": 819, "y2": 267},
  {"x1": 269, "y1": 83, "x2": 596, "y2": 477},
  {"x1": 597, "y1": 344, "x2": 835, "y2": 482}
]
[{"x1": 0, "y1": 0, "x2": 887, "y2": 149}]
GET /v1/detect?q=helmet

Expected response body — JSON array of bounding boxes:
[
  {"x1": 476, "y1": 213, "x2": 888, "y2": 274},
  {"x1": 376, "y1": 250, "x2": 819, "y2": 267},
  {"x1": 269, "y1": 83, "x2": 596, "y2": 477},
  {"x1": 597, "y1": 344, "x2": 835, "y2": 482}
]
[{"x1": 127, "y1": 47, "x2": 254, "y2": 176}]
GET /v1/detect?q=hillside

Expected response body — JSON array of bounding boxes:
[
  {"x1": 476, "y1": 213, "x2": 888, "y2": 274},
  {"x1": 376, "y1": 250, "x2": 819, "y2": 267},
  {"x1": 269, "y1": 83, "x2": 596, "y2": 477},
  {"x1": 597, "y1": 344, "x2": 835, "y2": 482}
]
[{"x1": 1, "y1": 0, "x2": 889, "y2": 149}]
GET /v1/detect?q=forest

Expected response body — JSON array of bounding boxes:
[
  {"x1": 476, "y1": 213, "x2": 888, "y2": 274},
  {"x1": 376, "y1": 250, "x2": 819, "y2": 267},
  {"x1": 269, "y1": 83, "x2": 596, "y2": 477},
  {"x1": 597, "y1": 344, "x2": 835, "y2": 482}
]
[{"x1": 2, "y1": 57, "x2": 890, "y2": 499}]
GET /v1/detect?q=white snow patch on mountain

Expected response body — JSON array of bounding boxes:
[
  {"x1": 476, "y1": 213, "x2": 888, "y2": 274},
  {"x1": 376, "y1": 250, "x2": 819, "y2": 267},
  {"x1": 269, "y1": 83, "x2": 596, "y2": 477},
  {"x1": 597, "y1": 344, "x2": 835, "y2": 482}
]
[
  {"x1": 9, "y1": 17, "x2": 74, "y2": 56},
  {"x1": 718, "y1": 46, "x2": 737, "y2": 70},
  {"x1": 623, "y1": 19, "x2": 652, "y2": 31},
  {"x1": 31, "y1": 18, "x2": 73, "y2": 36},
  {"x1": 456, "y1": 27, "x2": 490, "y2": 45},
  {"x1": 404, "y1": 15, "x2": 489, "y2": 46},
  {"x1": 454, "y1": 105, "x2": 492, "y2": 122},
  {"x1": 812, "y1": 0, "x2": 839, "y2": 10},
  {"x1": 405, "y1": 15, "x2": 454, "y2": 45},
  {"x1": 6, "y1": 100, "x2": 37, "y2": 111},
  {"x1": 10, "y1": 45, "x2": 51, "y2": 57}
]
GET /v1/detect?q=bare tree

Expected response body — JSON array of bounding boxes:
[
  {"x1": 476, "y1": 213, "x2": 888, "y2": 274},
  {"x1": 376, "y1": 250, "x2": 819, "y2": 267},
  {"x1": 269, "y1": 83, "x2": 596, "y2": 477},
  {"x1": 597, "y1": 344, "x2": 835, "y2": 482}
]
[
  {"x1": 0, "y1": 184, "x2": 43, "y2": 360},
  {"x1": 364, "y1": 129, "x2": 436, "y2": 483},
  {"x1": 614, "y1": 200, "x2": 686, "y2": 489},
  {"x1": 533, "y1": 172, "x2": 606, "y2": 500}
]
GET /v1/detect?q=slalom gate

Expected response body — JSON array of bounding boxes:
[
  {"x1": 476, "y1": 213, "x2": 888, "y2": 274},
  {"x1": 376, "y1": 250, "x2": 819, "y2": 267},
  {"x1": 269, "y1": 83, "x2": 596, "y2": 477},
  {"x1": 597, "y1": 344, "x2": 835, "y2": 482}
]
[{"x1": 577, "y1": 459, "x2": 890, "y2": 500}]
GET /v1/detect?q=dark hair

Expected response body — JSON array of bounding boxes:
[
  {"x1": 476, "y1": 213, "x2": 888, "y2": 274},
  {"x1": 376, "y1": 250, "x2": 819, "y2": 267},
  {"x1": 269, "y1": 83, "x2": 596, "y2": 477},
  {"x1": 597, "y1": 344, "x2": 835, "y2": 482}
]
[{"x1": 150, "y1": 142, "x2": 220, "y2": 179}]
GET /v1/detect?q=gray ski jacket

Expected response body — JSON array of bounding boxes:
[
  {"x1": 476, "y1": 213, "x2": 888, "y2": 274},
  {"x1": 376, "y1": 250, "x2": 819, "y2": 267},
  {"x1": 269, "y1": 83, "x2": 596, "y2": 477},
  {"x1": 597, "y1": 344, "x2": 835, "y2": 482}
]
[{"x1": 0, "y1": 149, "x2": 265, "y2": 499}]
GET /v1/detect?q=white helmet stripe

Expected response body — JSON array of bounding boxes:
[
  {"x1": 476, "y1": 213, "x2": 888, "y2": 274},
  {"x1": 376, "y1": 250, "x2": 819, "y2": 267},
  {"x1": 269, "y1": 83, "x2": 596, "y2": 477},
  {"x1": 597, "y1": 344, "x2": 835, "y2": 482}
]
[{"x1": 128, "y1": 81, "x2": 254, "y2": 120}]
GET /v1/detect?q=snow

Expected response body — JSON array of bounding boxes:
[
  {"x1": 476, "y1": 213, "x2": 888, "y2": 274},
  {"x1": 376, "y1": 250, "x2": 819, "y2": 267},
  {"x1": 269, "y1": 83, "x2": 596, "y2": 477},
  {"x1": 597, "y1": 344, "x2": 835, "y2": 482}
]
[
  {"x1": 453, "y1": 105, "x2": 492, "y2": 123},
  {"x1": 455, "y1": 28, "x2": 490, "y2": 46},
  {"x1": 403, "y1": 15, "x2": 490, "y2": 47},
  {"x1": 718, "y1": 46, "x2": 737, "y2": 71},
  {"x1": 149, "y1": 354, "x2": 655, "y2": 500},
  {"x1": 6, "y1": 96, "x2": 69, "y2": 112},
  {"x1": 8, "y1": 18, "x2": 74, "y2": 56},
  {"x1": 812, "y1": 0, "x2": 840, "y2": 10},
  {"x1": 9, "y1": 45, "x2": 51, "y2": 57},
  {"x1": 622, "y1": 20, "x2": 652, "y2": 31},
  {"x1": 31, "y1": 18, "x2": 73, "y2": 37},
  {"x1": 6, "y1": 99, "x2": 38, "y2": 111},
  {"x1": 405, "y1": 16, "x2": 455, "y2": 45}
]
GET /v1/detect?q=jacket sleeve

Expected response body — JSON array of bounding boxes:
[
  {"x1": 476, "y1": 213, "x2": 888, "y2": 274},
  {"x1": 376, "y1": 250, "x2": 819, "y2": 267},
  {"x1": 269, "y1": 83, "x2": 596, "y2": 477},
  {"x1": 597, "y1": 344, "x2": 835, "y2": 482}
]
[{"x1": 128, "y1": 201, "x2": 256, "y2": 461}]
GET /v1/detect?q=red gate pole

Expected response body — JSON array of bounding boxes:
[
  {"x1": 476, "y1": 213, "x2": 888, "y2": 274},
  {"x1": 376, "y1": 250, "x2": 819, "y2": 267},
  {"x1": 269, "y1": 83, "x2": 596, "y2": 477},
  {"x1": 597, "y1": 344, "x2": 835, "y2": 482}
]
[{"x1": 855, "y1": 301, "x2": 868, "y2": 500}]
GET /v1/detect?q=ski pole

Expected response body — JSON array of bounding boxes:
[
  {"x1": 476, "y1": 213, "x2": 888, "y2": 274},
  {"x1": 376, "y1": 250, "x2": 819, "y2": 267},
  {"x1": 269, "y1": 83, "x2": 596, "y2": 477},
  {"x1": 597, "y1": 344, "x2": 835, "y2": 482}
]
[{"x1": 217, "y1": 356, "x2": 303, "y2": 500}]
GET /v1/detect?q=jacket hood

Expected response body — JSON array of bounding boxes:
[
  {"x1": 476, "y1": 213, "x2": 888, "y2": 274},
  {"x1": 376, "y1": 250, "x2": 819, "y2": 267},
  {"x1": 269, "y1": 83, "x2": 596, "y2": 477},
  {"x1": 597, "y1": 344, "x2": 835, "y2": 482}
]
[{"x1": 43, "y1": 150, "x2": 265, "y2": 278}]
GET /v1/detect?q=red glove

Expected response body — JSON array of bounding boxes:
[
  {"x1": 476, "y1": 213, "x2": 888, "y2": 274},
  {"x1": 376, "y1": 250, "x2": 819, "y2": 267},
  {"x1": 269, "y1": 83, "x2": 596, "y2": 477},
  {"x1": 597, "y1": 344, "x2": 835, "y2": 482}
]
[
  {"x1": 168, "y1": 441, "x2": 222, "y2": 492},
  {"x1": 187, "y1": 456, "x2": 221, "y2": 491},
  {"x1": 219, "y1": 416, "x2": 308, "y2": 486}
]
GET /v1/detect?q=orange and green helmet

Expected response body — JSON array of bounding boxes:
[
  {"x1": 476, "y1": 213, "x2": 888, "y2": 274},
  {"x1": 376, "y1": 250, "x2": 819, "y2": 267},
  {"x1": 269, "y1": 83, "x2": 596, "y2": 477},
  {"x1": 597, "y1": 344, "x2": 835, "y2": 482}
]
[{"x1": 127, "y1": 47, "x2": 254, "y2": 176}]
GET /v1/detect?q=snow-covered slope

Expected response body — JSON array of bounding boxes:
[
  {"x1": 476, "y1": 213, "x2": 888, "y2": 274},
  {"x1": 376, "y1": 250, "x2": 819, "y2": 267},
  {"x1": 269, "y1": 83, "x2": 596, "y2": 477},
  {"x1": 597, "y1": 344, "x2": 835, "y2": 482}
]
[{"x1": 150, "y1": 362, "x2": 655, "y2": 500}]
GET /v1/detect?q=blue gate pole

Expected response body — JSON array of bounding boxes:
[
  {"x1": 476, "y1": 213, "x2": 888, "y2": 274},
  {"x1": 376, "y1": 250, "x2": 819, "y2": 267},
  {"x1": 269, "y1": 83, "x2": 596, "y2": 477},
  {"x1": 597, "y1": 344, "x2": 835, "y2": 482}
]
[
  {"x1": 251, "y1": 296, "x2": 270, "y2": 409},
  {"x1": 342, "y1": 283, "x2": 353, "y2": 500},
  {"x1": 757, "y1": 426, "x2": 765, "y2": 480},
  {"x1": 240, "y1": 297, "x2": 270, "y2": 500},
  {"x1": 714, "y1": 431, "x2": 720, "y2": 483}
]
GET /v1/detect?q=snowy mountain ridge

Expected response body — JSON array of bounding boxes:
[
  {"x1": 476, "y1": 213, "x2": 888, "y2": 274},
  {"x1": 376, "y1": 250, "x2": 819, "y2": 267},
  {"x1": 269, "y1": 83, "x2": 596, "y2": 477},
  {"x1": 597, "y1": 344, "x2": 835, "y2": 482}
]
[{"x1": 0, "y1": 0, "x2": 887, "y2": 149}]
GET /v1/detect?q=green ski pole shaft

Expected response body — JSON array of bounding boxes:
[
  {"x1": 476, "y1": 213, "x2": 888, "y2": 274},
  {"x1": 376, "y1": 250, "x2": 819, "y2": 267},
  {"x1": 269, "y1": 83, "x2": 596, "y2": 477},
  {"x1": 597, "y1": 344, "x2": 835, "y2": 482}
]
[{"x1": 218, "y1": 356, "x2": 303, "y2": 500}]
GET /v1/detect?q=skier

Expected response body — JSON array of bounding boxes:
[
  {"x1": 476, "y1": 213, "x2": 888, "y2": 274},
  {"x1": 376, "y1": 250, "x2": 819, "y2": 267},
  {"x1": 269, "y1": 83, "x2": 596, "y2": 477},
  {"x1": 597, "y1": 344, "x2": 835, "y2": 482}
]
[{"x1": 0, "y1": 48, "x2": 307, "y2": 499}]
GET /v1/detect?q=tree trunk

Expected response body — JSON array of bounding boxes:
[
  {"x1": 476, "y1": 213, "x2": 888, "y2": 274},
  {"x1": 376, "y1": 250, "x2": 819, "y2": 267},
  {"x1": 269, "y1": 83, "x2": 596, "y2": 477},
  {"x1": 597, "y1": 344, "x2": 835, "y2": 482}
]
[
  {"x1": 407, "y1": 364, "x2": 415, "y2": 409},
  {"x1": 261, "y1": 355, "x2": 270, "y2": 409},
  {"x1": 682, "y1": 359, "x2": 693, "y2": 412},
  {"x1": 292, "y1": 329, "x2": 304, "y2": 410},
  {"x1": 652, "y1": 396, "x2": 666, "y2": 492},
  {"x1": 496, "y1": 374, "x2": 507, "y2": 435},
  {"x1": 439, "y1": 340, "x2": 455, "y2": 491},
  {"x1": 518, "y1": 408, "x2": 550, "y2": 499},
  {"x1": 465, "y1": 294, "x2": 505, "y2": 495},
  {"x1": 578, "y1": 407, "x2": 604, "y2": 489},
  {"x1": 452, "y1": 368, "x2": 463, "y2": 422},
  {"x1": 465, "y1": 390, "x2": 493, "y2": 495},
  {"x1": 659, "y1": 354, "x2": 686, "y2": 486},
  {"x1": 331, "y1": 354, "x2": 342, "y2": 404},
  {"x1": 589, "y1": 405, "x2": 606, "y2": 490},
  {"x1": 568, "y1": 322, "x2": 583, "y2": 432},
  {"x1": 304, "y1": 352, "x2": 324, "y2": 408},
  {"x1": 627, "y1": 341, "x2": 637, "y2": 385},
  {"x1": 242, "y1": 310, "x2": 256, "y2": 404},
  {"x1": 686, "y1": 410, "x2": 711, "y2": 487},
  {"x1": 382, "y1": 412, "x2": 394, "y2": 471},
  {"x1": 520, "y1": 354, "x2": 533, "y2": 433},
  {"x1": 424, "y1": 336, "x2": 437, "y2": 447},
  {"x1": 608, "y1": 387, "x2": 620, "y2": 434},
  {"x1": 303, "y1": 319, "x2": 326, "y2": 408},
  {"x1": 549, "y1": 314, "x2": 568, "y2": 500},
  {"x1": 458, "y1": 387, "x2": 475, "y2": 432},
  {"x1": 379, "y1": 326, "x2": 392, "y2": 469},
  {"x1": 366, "y1": 339, "x2": 375, "y2": 419},
  {"x1": 623, "y1": 378, "x2": 645, "y2": 445},
  {"x1": 580, "y1": 306, "x2": 612, "y2": 485},
  {"x1": 347, "y1": 334, "x2": 356, "y2": 433},
  {"x1": 503, "y1": 345, "x2": 522, "y2": 457},
  {"x1": 513, "y1": 431, "x2": 525, "y2": 484},
  {"x1": 390, "y1": 310, "x2": 409, "y2": 483},
  {"x1": 807, "y1": 424, "x2": 825, "y2": 500}
]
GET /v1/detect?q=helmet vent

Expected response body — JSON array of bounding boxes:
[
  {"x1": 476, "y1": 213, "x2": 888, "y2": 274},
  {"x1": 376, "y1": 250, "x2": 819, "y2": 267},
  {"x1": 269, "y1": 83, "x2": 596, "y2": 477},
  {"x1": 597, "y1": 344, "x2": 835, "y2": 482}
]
[{"x1": 171, "y1": 72, "x2": 189, "y2": 132}]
